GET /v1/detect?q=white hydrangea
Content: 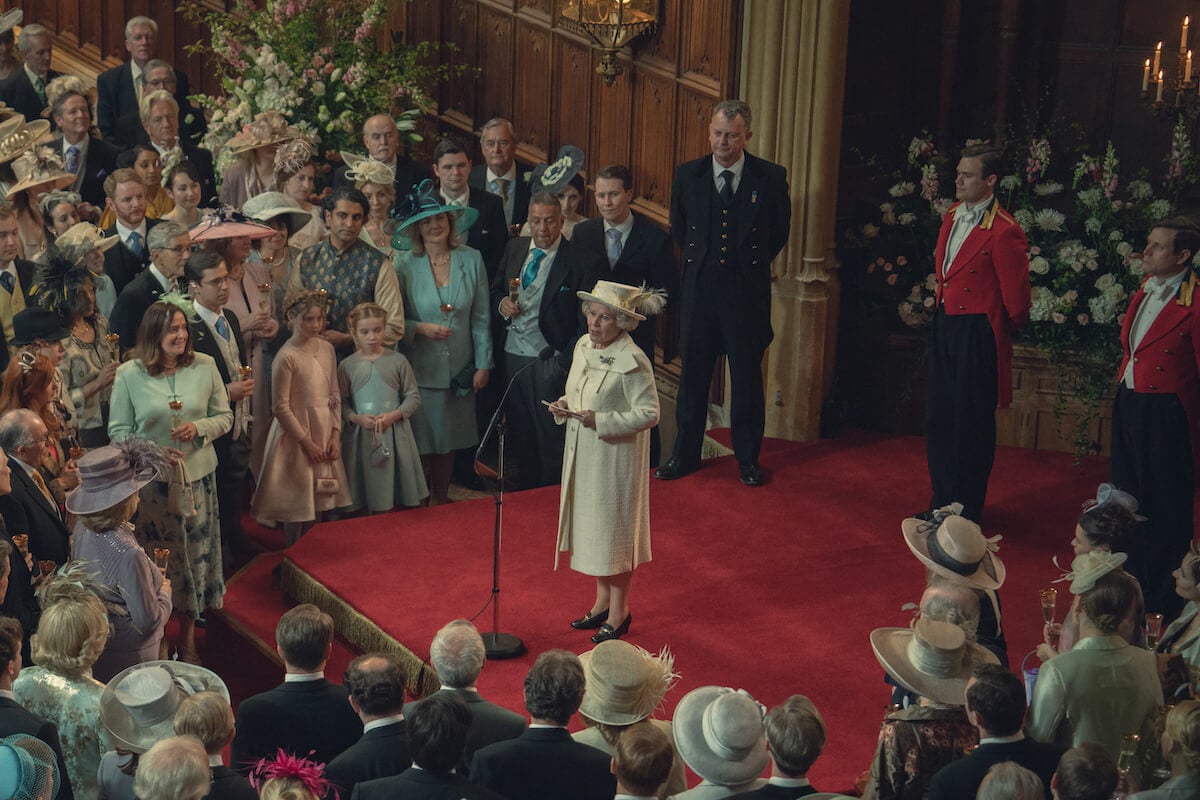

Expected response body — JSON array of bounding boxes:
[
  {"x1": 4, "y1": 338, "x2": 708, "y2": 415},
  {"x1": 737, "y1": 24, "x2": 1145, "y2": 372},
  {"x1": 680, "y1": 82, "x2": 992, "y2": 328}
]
[
  {"x1": 1000, "y1": 175, "x2": 1021, "y2": 192},
  {"x1": 1029, "y1": 286, "x2": 1057, "y2": 322},
  {"x1": 1127, "y1": 180, "x2": 1153, "y2": 201},
  {"x1": 898, "y1": 213, "x2": 916, "y2": 225},
  {"x1": 1013, "y1": 209, "x2": 1033, "y2": 231},
  {"x1": 1148, "y1": 199, "x2": 1173, "y2": 219},
  {"x1": 1077, "y1": 187, "x2": 1103, "y2": 208}
]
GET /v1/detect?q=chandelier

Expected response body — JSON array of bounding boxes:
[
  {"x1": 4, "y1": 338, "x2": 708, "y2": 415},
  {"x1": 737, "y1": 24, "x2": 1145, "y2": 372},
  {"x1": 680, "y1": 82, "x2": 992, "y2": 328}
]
[
  {"x1": 560, "y1": 0, "x2": 659, "y2": 87},
  {"x1": 1141, "y1": 15, "x2": 1199, "y2": 117}
]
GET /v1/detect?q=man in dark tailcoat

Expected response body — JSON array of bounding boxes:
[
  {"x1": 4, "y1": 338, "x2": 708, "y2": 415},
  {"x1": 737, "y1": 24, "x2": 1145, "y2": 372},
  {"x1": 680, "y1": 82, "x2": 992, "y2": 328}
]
[{"x1": 656, "y1": 100, "x2": 791, "y2": 487}]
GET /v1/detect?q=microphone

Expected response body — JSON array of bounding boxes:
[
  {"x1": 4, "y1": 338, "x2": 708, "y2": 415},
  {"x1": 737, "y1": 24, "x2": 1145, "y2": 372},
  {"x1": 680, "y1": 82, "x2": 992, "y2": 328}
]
[{"x1": 474, "y1": 346, "x2": 559, "y2": 475}]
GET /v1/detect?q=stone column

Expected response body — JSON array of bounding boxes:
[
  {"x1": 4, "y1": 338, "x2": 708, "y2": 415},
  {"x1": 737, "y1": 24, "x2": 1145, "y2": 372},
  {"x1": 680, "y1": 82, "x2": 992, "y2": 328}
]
[{"x1": 739, "y1": 0, "x2": 850, "y2": 441}]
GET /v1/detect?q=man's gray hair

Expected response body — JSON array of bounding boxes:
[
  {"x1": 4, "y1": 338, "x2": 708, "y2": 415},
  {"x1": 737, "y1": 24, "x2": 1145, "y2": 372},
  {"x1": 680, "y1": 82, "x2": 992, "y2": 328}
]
[
  {"x1": 712, "y1": 99, "x2": 752, "y2": 130},
  {"x1": 479, "y1": 118, "x2": 515, "y2": 140},
  {"x1": 17, "y1": 24, "x2": 51, "y2": 53},
  {"x1": 148, "y1": 221, "x2": 189, "y2": 253},
  {"x1": 126, "y1": 16, "x2": 158, "y2": 38},
  {"x1": 144, "y1": 59, "x2": 173, "y2": 76},
  {"x1": 0, "y1": 409, "x2": 42, "y2": 454},
  {"x1": 140, "y1": 89, "x2": 178, "y2": 123},
  {"x1": 133, "y1": 736, "x2": 211, "y2": 800},
  {"x1": 529, "y1": 191, "x2": 562, "y2": 214},
  {"x1": 430, "y1": 619, "x2": 485, "y2": 688}
]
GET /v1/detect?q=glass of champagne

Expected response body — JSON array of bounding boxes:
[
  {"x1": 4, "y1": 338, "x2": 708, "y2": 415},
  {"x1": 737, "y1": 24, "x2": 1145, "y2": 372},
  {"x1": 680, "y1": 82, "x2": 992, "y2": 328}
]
[
  {"x1": 1040, "y1": 587, "x2": 1058, "y2": 624},
  {"x1": 256, "y1": 283, "x2": 272, "y2": 313},
  {"x1": 508, "y1": 277, "x2": 521, "y2": 306},
  {"x1": 105, "y1": 332, "x2": 120, "y2": 359},
  {"x1": 152, "y1": 547, "x2": 170, "y2": 574},
  {"x1": 1117, "y1": 732, "x2": 1139, "y2": 791},
  {"x1": 169, "y1": 398, "x2": 184, "y2": 431},
  {"x1": 238, "y1": 365, "x2": 253, "y2": 382},
  {"x1": 11, "y1": 534, "x2": 27, "y2": 555},
  {"x1": 38, "y1": 560, "x2": 55, "y2": 579},
  {"x1": 440, "y1": 303, "x2": 454, "y2": 357},
  {"x1": 1146, "y1": 613, "x2": 1164, "y2": 649},
  {"x1": 1046, "y1": 622, "x2": 1062, "y2": 649}
]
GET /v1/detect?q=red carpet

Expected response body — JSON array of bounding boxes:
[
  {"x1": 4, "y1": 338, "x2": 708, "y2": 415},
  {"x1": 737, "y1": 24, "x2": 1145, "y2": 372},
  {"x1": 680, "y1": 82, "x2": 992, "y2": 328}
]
[{"x1": 218, "y1": 431, "x2": 1109, "y2": 794}]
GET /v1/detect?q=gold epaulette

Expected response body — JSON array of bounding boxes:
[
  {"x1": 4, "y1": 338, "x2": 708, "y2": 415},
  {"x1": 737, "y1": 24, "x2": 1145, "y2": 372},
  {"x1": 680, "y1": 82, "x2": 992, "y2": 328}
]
[{"x1": 1176, "y1": 271, "x2": 1199, "y2": 307}]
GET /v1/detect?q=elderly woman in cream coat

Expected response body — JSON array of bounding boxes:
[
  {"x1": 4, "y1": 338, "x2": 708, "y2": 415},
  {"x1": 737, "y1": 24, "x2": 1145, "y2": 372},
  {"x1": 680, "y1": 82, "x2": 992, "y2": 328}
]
[{"x1": 549, "y1": 281, "x2": 664, "y2": 645}]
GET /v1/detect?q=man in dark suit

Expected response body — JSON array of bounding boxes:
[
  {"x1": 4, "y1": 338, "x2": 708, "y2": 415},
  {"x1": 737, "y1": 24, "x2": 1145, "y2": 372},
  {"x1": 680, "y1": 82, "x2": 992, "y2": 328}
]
[
  {"x1": 109, "y1": 221, "x2": 189, "y2": 352},
  {"x1": 0, "y1": 408, "x2": 72, "y2": 569},
  {"x1": 573, "y1": 164, "x2": 678, "y2": 466},
  {"x1": 326, "y1": 653, "x2": 412, "y2": 797},
  {"x1": 185, "y1": 250, "x2": 262, "y2": 568},
  {"x1": 727, "y1": 695, "x2": 826, "y2": 800},
  {"x1": 333, "y1": 114, "x2": 424, "y2": 212},
  {"x1": 0, "y1": 458, "x2": 38, "y2": 666},
  {"x1": 656, "y1": 99, "x2": 791, "y2": 487},
  {"x1": 102, "y1": 168, "x2": 162, "y2": 293},
  {"x1": 470, "y1": 649, "x2": 614, "y2": 800},
  {"x1": 138, "y1": 90, "x2": 217, "y2": 206},
  {"x1": 469, "y1": 118, "x2": 530, "y2": 232},
  {"x1": 0, "y1": 25, "x2": 60, "y2": 121},
  {"x1": 0, "y1": 206, "x2": 36, "y2": 357},
  {"x1": 231, "y1": 604, "x2": 363, "y2": 772},
  {"x1": 923, "y1": 143, "x2": 1030, "y2": 524},
  {"x1": 491, "y1": 193, "x2": 603, "y2": 488},
  {"x1": 433, "y1": 136, "x2": 508, "y2": 281},
  {"x1": 1112, "y1": 218, "x2": 1200, "y2": 617},
  {"x1": 96, "y1": 17, "x2": 197, "y2": 148},
  {"x1": 353, "y1": 693, "x2": 503, "y2": 800},
  {"x1": 928, "y1": 665, "x2": 1061, "y2": 800},
  {"x1": 401, "y1": 620, "x2": 525, "y2": 772},
  {"x1": 48, "y1": 86, "x2": 120, "y2": 210},
  {"x1": 0, "y1": 616, "x2": 75, "y2": 800}
]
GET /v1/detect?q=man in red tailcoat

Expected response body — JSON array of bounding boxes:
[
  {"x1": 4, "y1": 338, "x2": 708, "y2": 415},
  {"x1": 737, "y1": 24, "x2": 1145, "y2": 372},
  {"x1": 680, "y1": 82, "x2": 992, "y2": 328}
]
[
  {"x1": 1112, "y1": 217, "x2": 1200, "y2": 618},
  {"x1": 923, "y1": 144, "x2": 1030, "y2": 523}
]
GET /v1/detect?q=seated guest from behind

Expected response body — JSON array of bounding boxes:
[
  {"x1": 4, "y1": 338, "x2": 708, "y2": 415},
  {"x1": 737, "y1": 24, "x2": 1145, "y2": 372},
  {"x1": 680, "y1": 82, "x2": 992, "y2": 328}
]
[
  {"x1": 251, "y1": 751, "x2": 336, "y2": 800},
  {"x1": 927, "y1": 664, "x2": 1062, "y2": 800},
  {"x1": 353, "y1": 692, "x2": 504, "y2": 800},
  {"x1": 1050, "y1": 743, "x2": 1118, "y2": 800},
  {"x1": 133, "y1": 736, "x2": 211, "y2": 800},
  {"x1": 231, "y1": 603, "x2": 363, "y2": 771},
  {"x1": 172, "y1": 691, "x2": 256, "y2": 800},
  {"x1": 470, "y1": 649, "x2": 615, "y2": 800},
  {"x1": 402, "y1": 619, "x2": 525, "y2": 770},
  {"x1": 726, "y1": 695, "x2": 825, "y2": 799},
  {"x1": 614, "y1": 721, "x2": 675, "y2": 800},
  {"x1": 1027, "y1": 569, "x2": 1161, "y2": 758},
  {"x1": 1130, "y1": 699, "x2": 1200, "y2": 799},
  {"x1": 978, "y1": 763, "x2": 1045, "y2": 800},
  {"x1": 670, "y1": 685, "x2": 769, "y2": 799},
  {"x1": 325, "y1": 653, "x2": 412, "y2": 797}
]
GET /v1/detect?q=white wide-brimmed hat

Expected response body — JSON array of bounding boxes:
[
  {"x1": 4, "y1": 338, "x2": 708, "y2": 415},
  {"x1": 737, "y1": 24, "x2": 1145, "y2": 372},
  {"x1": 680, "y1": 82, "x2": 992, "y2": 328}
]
[
  {"x1": 870, "y1": 617, "x2": 998, "y2": 706},
  {"x1": 672, "y1": 686, "x2": 769, "y2": 786},
  {"x1": 53, "y1": 222, "x2": 120, "y2": 266},
  {"x1": 242, "y1": 191, "x2": 312, "y2": 238},
  {"x1": 0, "y1": 117, "x2": 53, "y2": 165},
  {"x1": 902, "y1": 506, "x2": 1005, "y2": 590},
  {"x1": 576, "y1": 280, "x2": 668, "y2": 322},
  {"x1": 1053, "y1": 549, "x2": 1129, "y2": 595},
  {"x1": 5, "y1": 146, "x2": 73, "y2": 200},
  {"x1": 226, "y1": 111, "x2": 305, "y2": 154},
  {"x1": 99, "y1": 661, "x2": 230, "y2": 753},
  {"x1": 578, "y1": 640, "x2": 678, "y2": 726},
  {"x1": 0, "y1": 9, "x2": 22, "y2": 36}
]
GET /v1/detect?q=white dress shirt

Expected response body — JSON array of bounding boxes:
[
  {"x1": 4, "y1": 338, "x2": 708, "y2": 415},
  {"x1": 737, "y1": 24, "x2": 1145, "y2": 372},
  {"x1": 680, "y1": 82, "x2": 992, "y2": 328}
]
[{"x1": 1123, "y1": 267, "x2": 1190, "y2": 388}]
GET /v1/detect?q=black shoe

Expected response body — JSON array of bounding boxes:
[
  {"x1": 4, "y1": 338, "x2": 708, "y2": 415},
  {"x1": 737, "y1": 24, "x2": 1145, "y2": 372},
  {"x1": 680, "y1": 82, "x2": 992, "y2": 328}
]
[
  {"x1": 591, "y1": 614, "x2": 632, "y2": 644},
  {"x1": 738, "y1": 462, "x2": 765, "y2": 486},
  {"x1": 655, "y1": 457, "x2": 698, "y2": 480},
  {"x1": 570, "y1": 609, "x2": 609, "y2": 630}
]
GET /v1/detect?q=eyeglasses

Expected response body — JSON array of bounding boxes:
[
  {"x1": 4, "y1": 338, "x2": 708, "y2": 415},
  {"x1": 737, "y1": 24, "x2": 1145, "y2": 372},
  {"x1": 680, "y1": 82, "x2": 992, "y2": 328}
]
[
  {"x1": 159, "y1": 246, "x2": 189, "y2": 254},
  {"x1": 200, "y1": 276, "x2": 231, "y2": 287}
]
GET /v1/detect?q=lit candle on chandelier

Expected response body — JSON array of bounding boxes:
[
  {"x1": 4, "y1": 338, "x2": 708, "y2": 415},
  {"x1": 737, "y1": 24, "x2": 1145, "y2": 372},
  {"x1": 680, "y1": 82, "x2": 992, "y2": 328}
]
[
  {"x1": 1154, "y1": 41, "x2": 1163, "y2": 77},
  {"x1": 1184, "y1": 16, "x2": 1191, "y2": 53},
  {"x1": 1144, "y1": 58, "x2": 1151, "y2": 92},
  {"x1": 1187, "y1": 50, "x2": 1193, "y2": 83},
  {"x1": 1158, "y1": 70, "x2": 1166, "y2": 102}
]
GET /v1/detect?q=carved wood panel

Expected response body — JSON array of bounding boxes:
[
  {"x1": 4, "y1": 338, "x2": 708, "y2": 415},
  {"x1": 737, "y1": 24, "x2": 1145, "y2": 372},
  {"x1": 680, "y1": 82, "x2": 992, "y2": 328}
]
[
  {"x1": 630, "y1": 69, "x2": 676, "y2": 217},
  {"x1": 513, "y1": 19, "x2": 551, "y2": 162},
  {"x1": 678, "y1": 0, "x2": 728, "y2": 92},
  {"x1": 440, "y1": 0, "x2": 478, "y2": 128},
  {"x1": 588, "y1": 57, "x2": 633, "y2": 199},
  {"x1": 553, "y1": 37, "x2": 594, "y2": 170},
  {"x1": 477, "y1": 6, "x2": 516, "y2": 124}
]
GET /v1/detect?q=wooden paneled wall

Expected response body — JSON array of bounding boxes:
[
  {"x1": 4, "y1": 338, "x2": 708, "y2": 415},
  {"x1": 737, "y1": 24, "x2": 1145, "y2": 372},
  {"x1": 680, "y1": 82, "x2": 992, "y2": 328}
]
[
  {"x1": 398, "y1": 0, "x2": 741, "y2": 228},
  {"x1": 21, "y1": 0, "x2": 219, "y2": 94}
]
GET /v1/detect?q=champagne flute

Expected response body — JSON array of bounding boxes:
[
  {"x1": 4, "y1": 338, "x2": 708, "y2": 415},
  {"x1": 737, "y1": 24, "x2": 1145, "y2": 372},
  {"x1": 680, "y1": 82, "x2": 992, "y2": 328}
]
[
  {"x1": 508, "y1": 277, "x2": 521, "y2": 306},
  {"x1": 169, "y1": 398, "x2": 184, "y2": 432},
  {"x1": 152, "y1": 547, "x2": 170, "y2": 574},
  {"x1": 104, "y1": 332, "x2": 121, "y2": 359},
  {"x1": 1046, "y1": 622, "x2": 1062, "y2": 649},
  {"x1": 439, "y1": 303, "x2": 454, "y2": 358},
  {"x1": 38, "y1": 560, "x2": 55, "y2": 580},
  {"x1": 1146, "y1": 613, "x2": 1164, "y2": 649},
  {"x1": 1117, "y1": 732, "x2": 1139, "y2": 775},
  {"x1": 1039, "y1": 587, "x2": 1058, "y2": 624},
  {"x1": 256, "y1": 283, "x2": 272, "y2": 313},
  {"x1": 11, "y1": 534, "x2": 27, "y2": 555},
  {"x1": 238, "y1": 365, "x2": 253, "y2": 382}
]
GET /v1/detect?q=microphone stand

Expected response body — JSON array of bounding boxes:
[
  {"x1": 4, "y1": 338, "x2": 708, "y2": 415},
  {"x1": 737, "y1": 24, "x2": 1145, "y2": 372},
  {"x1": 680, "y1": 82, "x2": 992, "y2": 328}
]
[{"x1": 472, "y1": 354, "x2": 547, "y2": 659}]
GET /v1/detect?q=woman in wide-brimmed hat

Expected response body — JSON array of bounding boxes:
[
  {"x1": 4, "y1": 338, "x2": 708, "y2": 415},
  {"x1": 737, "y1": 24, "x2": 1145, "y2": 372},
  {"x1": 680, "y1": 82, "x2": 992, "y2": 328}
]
[
  {"x1": 220, "y1": 111, "x2": 306, "y2": 209},
  {"x1": 341, "y1": 151, "x2": 396, "y2": 253},
  {"x1": 68, "y1": 439, "x2": 174, "y2": 679},
  {"x1": 0, "y1": 9, "x2": 24, "y2": 82},
  {"x1": 862, "y1": 617, "x2": 995, "y2": 800},
  {"x1": 96, "y1": 661, "x2": 229, "y2": 799},
  {"x1": 573, "y1": 640, "x2": 688, "y2": 796},
  {"x1": 670, "y1": 685, "x2": 770, "y2": 798},
  {"x1": 1026, "y1": 568, "x2": 1161, "y2": 758},
  {"x1": 391, "y1": 179, "x2": 487, "y2": 506},
  {"x1": 550, "y1": 280, "x2": 665, "y2": 644},
  {"x1": 7, "y1": 145, "x2": 74, "y2": 260}
]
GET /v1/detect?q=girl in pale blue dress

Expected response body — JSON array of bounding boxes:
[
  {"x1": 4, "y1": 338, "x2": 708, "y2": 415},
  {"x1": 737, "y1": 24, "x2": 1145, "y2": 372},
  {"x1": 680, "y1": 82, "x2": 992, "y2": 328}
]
[{"x1": 338, "y1": 303, "x2": 428, "y2": 511}]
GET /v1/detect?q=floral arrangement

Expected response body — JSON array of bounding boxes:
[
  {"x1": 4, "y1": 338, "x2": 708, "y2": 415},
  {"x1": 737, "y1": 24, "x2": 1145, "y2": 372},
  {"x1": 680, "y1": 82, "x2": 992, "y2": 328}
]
[
  {"x1": 843, "y1": 119, "x2": 1199, "y2": 453},
  {"x1": 181, "y1": 0, "x2": 460, "y2": 176}
]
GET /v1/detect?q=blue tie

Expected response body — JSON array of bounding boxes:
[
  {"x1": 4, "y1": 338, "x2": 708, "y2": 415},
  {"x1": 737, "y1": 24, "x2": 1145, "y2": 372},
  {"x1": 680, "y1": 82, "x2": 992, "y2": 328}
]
[
  {"x1": 0, "y1": 272, "x2": 12, "y2": 293},
  {"x1": 521, "y1": 248, "x2": 545, "y2": 289},
  {"x1": 127, "y1": 232, "x2": 142, "y2": 259},
  {"x1": 215, "y1": 316, "x2": 230, "y2": 341},
  {"x1": 606, "y1": 228, "x2": 623, "y2": 268}
]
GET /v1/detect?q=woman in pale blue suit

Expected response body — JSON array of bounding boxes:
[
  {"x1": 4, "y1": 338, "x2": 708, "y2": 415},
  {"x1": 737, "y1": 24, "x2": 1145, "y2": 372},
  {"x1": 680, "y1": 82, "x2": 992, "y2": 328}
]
[{"x1": 393, "y1": 180, "x2": 491, "y2": 504}]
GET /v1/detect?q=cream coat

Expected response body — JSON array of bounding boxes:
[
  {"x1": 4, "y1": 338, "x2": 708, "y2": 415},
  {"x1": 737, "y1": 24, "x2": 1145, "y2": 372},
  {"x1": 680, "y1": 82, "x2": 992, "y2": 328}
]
[{"x1": 555, "y1": 331, "x2": 658, "y2": 575}]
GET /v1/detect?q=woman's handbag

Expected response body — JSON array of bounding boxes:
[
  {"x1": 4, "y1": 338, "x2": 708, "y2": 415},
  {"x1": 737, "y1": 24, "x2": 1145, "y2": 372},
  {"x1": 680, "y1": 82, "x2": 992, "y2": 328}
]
[
  {"x1": 166, "y1": 461, "x2": 196, "y2": 517},
  {"x1": 314, "y1": 460, "x2": 340, "y2": 495}
]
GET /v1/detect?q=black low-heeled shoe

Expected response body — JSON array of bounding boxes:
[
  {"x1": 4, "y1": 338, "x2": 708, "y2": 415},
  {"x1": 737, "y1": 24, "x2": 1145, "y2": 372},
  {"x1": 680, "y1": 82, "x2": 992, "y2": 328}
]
[
  {"x1": 591, "y1": 613, "x2": 632, "y2": 643},
  {"x1": 570, "y1": 609, "x2": 609, "y2": 630}
]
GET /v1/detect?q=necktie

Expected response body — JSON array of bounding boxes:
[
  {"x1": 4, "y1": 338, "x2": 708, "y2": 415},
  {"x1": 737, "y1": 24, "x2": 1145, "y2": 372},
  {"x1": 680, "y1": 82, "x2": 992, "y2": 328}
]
[
  {"x1": 521, "y1": 248, "x2": 545, "y2": 289},
  {"x1": 65, "y1": 146, "x2": 79, "y2": 175},
  {"x1": 30, "y1": 469, "x2": 54, "y2": 510},
  {"x1": 215, "y1": 315, "x2": 230, "y2": 341},
  {"x1": 496, "y1": 178, "x2": 511, "y2": 204},
  {"x1": 127, "y1": 231, "x2": 143, "y2": 259},
  {"x1": 32, "y1": 75, "x2": 45, "y2": 103},
  {"x1": 606, "y1": 228, "x2": 623, "y2": 268},
  {"x1": 0, "y1": 271, "x2": 13, "y2": 293},
  {"x1": 719, "y1": 169, "x2": 735, "y2": 205}
]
